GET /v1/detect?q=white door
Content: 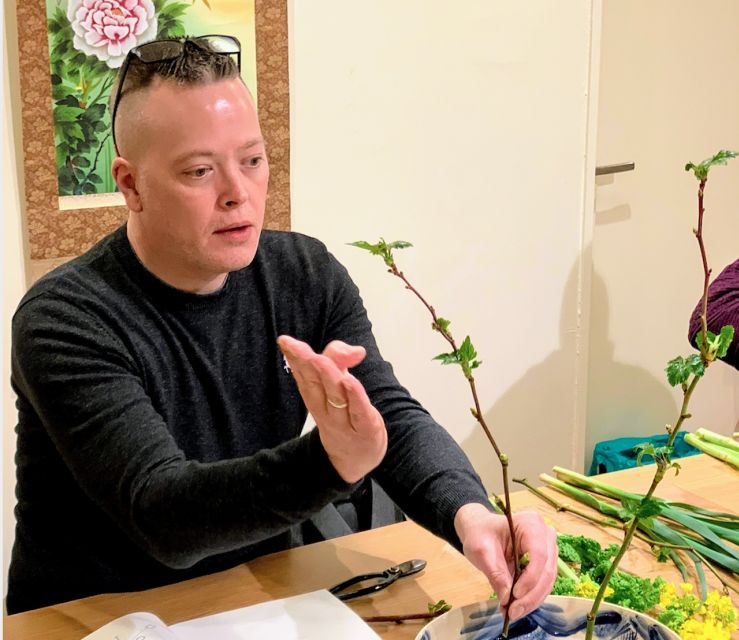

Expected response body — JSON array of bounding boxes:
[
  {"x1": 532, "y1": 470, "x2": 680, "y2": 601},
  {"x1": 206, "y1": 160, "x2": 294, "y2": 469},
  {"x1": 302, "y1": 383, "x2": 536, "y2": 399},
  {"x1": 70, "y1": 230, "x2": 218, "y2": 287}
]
[{"x1": 587, "y1": 1, "x2": 739, "y2": 472}]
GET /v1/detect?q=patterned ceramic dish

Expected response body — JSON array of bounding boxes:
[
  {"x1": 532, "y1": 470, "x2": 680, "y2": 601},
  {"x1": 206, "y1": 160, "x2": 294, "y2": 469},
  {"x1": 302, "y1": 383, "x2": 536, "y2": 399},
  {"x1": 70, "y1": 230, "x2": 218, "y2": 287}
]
[{"x1": 415, "y1": 595, "x2": 680, "y2": 640}]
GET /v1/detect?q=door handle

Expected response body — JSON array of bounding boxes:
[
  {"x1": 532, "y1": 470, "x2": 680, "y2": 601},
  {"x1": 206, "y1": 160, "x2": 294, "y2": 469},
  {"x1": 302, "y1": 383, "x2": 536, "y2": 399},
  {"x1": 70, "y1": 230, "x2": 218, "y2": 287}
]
[{"x1": 595, "y1": 162, "x2": 635, "y2": 176}]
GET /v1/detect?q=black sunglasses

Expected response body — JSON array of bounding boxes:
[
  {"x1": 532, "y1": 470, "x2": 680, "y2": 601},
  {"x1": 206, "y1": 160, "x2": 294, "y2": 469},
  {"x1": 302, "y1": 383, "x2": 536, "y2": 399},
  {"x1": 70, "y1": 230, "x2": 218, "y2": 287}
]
[{"x1": 110, "y1": 34, "x2": 242, "y2": 153}]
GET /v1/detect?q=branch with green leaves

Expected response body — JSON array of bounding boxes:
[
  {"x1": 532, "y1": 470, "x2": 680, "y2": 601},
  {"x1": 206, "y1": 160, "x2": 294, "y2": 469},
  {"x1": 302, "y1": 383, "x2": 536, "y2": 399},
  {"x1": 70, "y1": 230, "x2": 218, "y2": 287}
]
[
  {"x1": 577, "y1": 149, "x2": 737, "y2": 640},
  {"x1": 349, "y1": 238, "x2": 517, "y2": 636}
]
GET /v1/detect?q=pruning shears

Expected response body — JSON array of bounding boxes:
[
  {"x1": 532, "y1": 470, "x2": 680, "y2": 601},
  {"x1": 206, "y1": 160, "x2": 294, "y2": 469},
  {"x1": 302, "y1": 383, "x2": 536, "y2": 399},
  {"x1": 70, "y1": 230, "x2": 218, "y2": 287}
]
[{"x1": 329, "y1": 559, "x2": 427, "y2": 601}]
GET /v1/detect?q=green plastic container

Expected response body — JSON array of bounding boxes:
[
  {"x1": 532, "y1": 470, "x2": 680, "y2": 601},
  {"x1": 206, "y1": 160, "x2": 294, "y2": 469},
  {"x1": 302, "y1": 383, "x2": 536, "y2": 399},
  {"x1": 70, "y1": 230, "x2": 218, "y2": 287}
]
[{"x1": 588, "y1": 432, "x2": 700, "y2": 476}]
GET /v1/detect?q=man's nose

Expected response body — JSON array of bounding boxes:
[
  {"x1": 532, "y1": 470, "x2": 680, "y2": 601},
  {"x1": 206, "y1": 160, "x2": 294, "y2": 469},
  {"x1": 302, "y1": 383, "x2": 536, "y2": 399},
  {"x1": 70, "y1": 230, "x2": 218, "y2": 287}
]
[{"x1": 220, "y1": 169, "x2": 249, "y2": 208}]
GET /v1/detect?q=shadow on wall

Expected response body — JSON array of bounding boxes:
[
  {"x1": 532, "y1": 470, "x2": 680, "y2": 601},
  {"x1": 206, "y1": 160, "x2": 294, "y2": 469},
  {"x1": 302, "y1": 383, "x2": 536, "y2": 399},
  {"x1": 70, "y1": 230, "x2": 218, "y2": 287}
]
[{"x1": 461, "y1": 248, "x2": 677, "y2": 495}]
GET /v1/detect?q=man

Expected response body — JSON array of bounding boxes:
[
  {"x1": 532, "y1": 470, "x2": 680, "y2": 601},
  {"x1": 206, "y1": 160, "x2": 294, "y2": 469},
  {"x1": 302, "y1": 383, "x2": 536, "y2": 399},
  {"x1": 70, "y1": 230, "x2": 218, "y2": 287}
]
[{"x1": 9, "y1": 36, "x2": 556, "y2": 616}]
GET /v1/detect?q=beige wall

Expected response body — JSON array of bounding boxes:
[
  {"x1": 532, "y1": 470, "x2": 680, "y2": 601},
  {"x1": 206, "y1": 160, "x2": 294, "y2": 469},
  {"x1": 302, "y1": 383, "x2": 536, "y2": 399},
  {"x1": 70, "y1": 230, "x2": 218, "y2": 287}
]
[
  {"x1": 587, "y1": 0, "x2": 739, "y2": 473},
  {"x1": 3, "y1": 0, "x2": 27, "y2": 597},
  {"x1": 289, "y1": 0, "x2": 599, "y2": 491}
]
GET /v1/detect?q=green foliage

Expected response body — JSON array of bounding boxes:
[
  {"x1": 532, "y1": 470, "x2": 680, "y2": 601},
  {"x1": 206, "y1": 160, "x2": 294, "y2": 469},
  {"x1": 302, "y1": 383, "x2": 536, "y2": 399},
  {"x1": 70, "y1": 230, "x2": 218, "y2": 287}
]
[
  {"x1": 657, "y1": 607, "x2": 688, "y2": 633},
  {"x1": 685, "y1": 149, "x2": 738, "y2": 181},
  {"x1": 619, "y1": 497, "x2": 664, "y2": 527},
  {"x1": 433, "y1": 336, "x2": 482, "y2": 377},
  {"x1": 428, "y1": 599, "x2": 451, "y2": 615},
  {"x1": 349, "y1": 239, "x2": 413, "y2": 267},
  {"x1": 551, "y1": 575, "x2": 578, "y2": 596},
  {"x1": 657, "y1": 588, "x2": 702, "y2": 632},
  {"x1": 556, "y1": 534, "x2": 619, "y2": 578},
  {"x1": 633, "y1": 443, "x2": 673, "y2": 467},
  {"x1": 604, "y1": 573, "x2": 665, "y2": 613},
  {"x1": 156, "y1": 1, "x2": 192, "y2": 38},
  {"x1": 434, "y1": 317, "x2": 451, "y2": 333},
  {"x1": 665, "y1": 353, "x2": 705, "y2": 386},
  {"x1": 654, "y1": 546, "x2": 671, "y2": 563},
  {"x1": 695, "y1": 325, "x2": 734, "y2": 361},
  {"x1": 554, "y1": 534, "x2": 665, "y2": 613}
]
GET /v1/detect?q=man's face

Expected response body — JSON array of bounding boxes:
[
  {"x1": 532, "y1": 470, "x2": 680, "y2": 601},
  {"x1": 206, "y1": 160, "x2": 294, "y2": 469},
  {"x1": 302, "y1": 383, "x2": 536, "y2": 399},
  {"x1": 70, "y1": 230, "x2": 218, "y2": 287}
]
[{"x1": 118, "y1": 76, "x2": 269, "y2": 293}]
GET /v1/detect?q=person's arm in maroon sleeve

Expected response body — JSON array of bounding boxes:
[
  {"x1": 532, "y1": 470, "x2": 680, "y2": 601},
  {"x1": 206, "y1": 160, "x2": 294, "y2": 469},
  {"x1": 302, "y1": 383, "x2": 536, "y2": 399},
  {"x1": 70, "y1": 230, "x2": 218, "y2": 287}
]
[{"x1": 688, "y1": 258, "x2": 739, "y2": 370}]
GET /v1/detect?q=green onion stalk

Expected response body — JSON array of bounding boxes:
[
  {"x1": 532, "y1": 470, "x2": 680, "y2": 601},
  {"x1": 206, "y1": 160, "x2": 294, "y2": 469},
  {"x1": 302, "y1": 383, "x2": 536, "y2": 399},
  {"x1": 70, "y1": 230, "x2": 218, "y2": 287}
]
[{"x1": 684, "y1": 429, "x2": 739, "y2": 470}]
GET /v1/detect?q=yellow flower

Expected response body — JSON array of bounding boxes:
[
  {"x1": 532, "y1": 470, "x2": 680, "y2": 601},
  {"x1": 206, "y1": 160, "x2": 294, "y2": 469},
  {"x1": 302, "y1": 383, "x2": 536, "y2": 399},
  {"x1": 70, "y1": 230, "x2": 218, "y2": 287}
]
[
  {"x1": 679, "y1": 582, "x2": 693, "y2": 593},
  {"x1": 575, "y1": 575, "x2": 613, "y2": 600},
  {"x1": 659, "y1": 581, "x2": 677, "y2": 608},
  {"x1": 680, "y1": 617, "x2": 732, "y2": 640}
]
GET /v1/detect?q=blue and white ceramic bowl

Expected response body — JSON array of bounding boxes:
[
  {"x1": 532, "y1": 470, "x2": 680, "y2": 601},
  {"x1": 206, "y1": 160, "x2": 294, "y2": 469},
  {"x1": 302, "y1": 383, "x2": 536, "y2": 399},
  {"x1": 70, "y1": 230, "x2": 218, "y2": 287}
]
[{"x1": 415, "y1": 596, "x2": 680, "y2": 640}]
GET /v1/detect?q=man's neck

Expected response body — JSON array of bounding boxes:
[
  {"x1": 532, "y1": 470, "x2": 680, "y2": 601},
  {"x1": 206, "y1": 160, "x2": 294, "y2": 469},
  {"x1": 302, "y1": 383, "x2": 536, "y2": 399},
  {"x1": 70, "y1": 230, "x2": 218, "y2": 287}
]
[{"x1": 126, "y1": 222, "x2": 227, "y2": 294}]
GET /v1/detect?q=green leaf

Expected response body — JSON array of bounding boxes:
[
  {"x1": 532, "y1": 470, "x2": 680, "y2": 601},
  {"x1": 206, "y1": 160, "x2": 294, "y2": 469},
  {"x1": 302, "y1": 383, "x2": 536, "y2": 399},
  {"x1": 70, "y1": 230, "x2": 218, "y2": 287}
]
[
  {"x1": 434, "y1": 317, "x2": 450, "y2": 332},
  {"x1": 694, "y1": 329, "x2": 715, "y2": 351},
  {"x1": 433, "y1": 351, "x2": 460, "y2": 366},
  {"x1": 458, "y1": 336, "x2": 477, "y2": 361},
  {"x1": 387, "y1": 240, "x2": 413, "y2": 250},
  {"x1": 635, "y1": 498, "x2": 663, "y2": 520},
  {"x1": 428, "y1": 599, "x2": 451, "y2": 615},
  {"x1": 716, "y1": 325, "x2": 734, "y2": 358},
  {"x1": 86, "y1": 103, "x2": 107, "y2": 120},
  {"x1": 665, "y1": 354, "x2": 705, "y2": 386},
  {"x1": 633, "y1": 443, "x2": 656, "y2": 466},
  {"x1": 66, "y1": 123, "x2": 85, "y2": 141},
  {"x1": 695, "y1": 325, "x2": 734, "y2": 360},
  {"x1": 55, "y1": 105, "x2": 85, "y2": 122},
  {"x1": 685, "y1": 149, "x2": 738, "y2": 180},
  {"x1": 160, "y1": 3, "x2": 190, "y2": 19},
  {"x1": 73, "y1": 156, "x2": 91, "y2": 168},
  {"x1": 348, "y1": 240, "x2": 376, "y2": 252}
]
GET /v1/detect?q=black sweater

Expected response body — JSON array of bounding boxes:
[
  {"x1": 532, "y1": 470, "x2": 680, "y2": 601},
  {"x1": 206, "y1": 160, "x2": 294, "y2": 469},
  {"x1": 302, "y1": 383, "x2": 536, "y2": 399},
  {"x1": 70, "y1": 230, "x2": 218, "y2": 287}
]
[{"x1": 9, "y1": 225, "x2": 489, "y2": 613}]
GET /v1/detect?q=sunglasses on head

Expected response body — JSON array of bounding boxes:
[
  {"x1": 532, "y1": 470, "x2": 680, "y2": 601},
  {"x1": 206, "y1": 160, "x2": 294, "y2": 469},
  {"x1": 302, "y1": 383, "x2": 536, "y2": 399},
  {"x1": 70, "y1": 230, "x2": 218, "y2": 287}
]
[{"x1": 111, "y1": 34, "x2": 242, "y2": 153}]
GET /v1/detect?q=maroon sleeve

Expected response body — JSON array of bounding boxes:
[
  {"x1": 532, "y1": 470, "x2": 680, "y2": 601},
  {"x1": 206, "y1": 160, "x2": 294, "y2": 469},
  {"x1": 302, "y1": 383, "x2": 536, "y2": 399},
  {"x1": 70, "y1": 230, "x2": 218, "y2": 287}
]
[{"x1": 688, "y1": 258, "x2": 739, "y2": 370}]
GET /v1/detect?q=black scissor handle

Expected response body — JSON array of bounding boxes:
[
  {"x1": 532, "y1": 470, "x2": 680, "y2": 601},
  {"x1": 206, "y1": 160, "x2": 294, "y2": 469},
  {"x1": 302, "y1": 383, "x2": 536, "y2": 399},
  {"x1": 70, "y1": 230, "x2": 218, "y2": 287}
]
[{"x1": 329, "y1": 572, "x2": 390, "y2": 601}]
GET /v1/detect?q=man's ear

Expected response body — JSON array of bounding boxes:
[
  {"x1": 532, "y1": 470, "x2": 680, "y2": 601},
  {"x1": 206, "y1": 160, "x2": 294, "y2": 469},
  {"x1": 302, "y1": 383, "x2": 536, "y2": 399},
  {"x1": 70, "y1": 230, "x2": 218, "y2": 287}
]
[{"x1": 112, "y1": 157, "x2": 142, "y2": 212}]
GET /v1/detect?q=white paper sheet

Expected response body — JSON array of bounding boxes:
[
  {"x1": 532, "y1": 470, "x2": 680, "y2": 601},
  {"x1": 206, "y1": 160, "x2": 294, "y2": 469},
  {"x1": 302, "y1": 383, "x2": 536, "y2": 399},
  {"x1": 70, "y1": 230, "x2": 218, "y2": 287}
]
[{"x1": 171, "y1": 590, "x2": 380, "y2": 640}]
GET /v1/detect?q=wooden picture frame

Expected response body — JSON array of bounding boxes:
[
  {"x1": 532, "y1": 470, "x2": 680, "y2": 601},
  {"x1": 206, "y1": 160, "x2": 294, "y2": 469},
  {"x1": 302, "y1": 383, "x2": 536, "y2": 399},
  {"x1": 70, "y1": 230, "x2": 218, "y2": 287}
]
[{"x1": 16, "y1": 0, "x2": 290, "y2": 280}]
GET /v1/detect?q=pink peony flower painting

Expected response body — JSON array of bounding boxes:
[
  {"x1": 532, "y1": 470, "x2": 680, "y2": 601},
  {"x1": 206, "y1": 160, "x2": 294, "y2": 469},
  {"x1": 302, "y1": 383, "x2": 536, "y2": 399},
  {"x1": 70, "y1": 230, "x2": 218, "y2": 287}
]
[{"x1": 67, "y1": 0, "x2": 158, "y2": 68}]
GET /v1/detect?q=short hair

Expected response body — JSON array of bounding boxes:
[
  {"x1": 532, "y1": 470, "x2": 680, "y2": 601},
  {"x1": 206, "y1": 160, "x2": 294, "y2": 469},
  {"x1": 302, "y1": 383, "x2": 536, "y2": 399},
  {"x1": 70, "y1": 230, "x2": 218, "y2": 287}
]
[{"x1": 109, "y1": 38, "x2": 240, "y2": 114}]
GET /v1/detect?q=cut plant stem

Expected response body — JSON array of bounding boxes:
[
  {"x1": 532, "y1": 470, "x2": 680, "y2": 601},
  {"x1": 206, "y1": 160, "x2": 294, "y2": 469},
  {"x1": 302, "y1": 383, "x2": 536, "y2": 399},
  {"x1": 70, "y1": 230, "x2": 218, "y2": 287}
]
[
  {"x1": 695, "y1": 427, "x2": 739, "y2": 453},
  {"x1": 685, "y1": 433, "x2": 739, "y2": 469},
  {"x1": 512, "y1": 477, "x2": 622, "y2": 528},
  {"x1": 384, "y1": 262, "x2": 520, "y2": 635}
]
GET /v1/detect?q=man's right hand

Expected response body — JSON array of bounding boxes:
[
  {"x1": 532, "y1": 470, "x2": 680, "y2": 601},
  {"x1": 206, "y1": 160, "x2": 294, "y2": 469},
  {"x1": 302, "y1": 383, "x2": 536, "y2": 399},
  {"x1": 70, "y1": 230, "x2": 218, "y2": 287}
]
[{"x1": 277, "y1": 335, "x2": 388, "y2": 483}]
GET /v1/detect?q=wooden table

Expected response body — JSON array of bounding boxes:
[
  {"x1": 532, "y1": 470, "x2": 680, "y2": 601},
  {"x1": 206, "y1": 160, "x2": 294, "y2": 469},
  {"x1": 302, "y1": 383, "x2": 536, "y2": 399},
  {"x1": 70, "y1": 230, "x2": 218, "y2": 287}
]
[{"x1": 5, "y1": 454, "x2": 738, "y2": 640}]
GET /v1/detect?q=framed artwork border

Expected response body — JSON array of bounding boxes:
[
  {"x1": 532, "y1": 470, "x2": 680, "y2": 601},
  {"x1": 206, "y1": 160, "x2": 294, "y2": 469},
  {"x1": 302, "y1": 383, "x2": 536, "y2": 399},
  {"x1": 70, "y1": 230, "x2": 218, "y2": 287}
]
[{"x1": 17, "y1": 0, "x2": 290, "y2": 270}]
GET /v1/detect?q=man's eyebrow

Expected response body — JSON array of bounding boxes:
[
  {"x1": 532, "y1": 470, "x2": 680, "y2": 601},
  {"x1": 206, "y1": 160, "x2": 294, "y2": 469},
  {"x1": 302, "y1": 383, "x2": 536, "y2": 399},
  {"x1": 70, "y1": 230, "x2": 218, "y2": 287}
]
[{"x1": 173, "y1": 139, "x2": 265, "y2": 163}]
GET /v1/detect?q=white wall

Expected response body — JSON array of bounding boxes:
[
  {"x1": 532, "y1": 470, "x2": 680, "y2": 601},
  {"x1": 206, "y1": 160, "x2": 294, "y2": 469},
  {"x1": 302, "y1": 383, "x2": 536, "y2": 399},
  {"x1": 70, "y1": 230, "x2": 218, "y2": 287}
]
[
  {"x1": 587, "y1": 0, "x2": 739, "y2": 473},
  {"x1": 3, "y1": 0, "x2": 27, "y2": 597},
  {"x1": 289, "y1": 1, "x2": 599, "y2": 491}
]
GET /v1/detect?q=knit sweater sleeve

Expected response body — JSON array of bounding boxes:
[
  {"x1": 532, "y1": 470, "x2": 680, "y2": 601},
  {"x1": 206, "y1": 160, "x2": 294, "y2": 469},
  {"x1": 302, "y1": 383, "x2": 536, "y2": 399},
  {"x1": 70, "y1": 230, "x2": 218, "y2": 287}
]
[
  {"x1": 12, "y1": 292, "x2": 357, "y2": 570},
  {"x1": 320, "y1": 252, "x2": 493, "y2": 549},
  {"x1": 687, "y1": 258, "x2": 739, "y2": 370}
]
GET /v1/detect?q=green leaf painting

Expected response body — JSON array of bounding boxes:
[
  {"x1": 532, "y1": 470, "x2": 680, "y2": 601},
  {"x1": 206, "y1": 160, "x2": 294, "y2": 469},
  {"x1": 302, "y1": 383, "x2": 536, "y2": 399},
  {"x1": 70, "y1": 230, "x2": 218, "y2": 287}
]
[{"x1": 46, "y1": 0, "x2": 257, "y2": 197}]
